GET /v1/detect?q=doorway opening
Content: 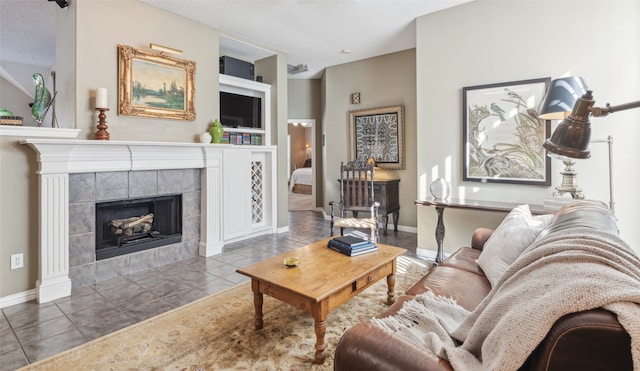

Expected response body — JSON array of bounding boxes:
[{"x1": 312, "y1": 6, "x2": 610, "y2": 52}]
[{"x1": 287, "y1": 119, "x2": 315, "y2": 211}]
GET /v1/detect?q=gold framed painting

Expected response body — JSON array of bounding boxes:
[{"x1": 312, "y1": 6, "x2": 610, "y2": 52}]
[
  {"x1": 118, "y1": 44, "x2": 196, "y2": 121},
  {"x1": 348, "y1": 105, "x2": 405, "y2": 170}
]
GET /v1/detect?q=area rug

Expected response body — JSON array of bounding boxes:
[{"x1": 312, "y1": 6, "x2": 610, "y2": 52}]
[{"x1": 21, "y1": 256, "x2": 430, "y2": 370}]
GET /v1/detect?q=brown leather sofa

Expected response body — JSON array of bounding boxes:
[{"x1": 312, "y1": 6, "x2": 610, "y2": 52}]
[{"x1": 334, "y1": 228, "x2": 632, "y2": 371}]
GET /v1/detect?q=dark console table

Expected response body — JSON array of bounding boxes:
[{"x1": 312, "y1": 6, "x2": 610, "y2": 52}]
[
  {"x1": 415, "y1": 198, "x2": 549, "y2": 264},
  {"x1": 339, "y1": 178, "x2": 400, "y2": 236}
]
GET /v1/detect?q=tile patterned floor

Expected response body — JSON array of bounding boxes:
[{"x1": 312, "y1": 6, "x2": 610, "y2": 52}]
[{"x1": 0, "y1": 211, "x2": 419, "y2": 369}]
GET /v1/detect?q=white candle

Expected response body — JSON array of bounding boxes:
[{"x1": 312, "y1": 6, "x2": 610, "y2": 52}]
[{"x1": 96, "y1": 88, "x2": 107, "y2": 109}]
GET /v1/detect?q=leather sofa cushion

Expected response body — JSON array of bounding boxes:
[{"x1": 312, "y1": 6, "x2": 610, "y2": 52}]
[
  {"x1": 406, "y1": 265, "x2": 490, "y2": 312},
  {"x1": 439, "y1": 247, "x2": 485, "y2": 276}
]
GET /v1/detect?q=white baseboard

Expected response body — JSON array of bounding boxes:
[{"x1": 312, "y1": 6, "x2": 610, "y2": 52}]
[
  {"x1": 416, "y1": 248, "x2": 451, "y2": 262},
  {"x1": 0, "y1": 289, "x2": 36, "y2": 309},
  {"x1": 277, "y1": 225, "x2": 290, "y2": 234}
]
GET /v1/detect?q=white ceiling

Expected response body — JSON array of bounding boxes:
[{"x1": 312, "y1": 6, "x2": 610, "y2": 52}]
[
  {"x1": 140, "y1": 0, "x2": 473, "y2": 79},
  {"x1": 0, "y1": 0, "x2": 473, "y2": 79},
  {"x1": 0, "y1": 1, "x2": 57, "y2": 67}
]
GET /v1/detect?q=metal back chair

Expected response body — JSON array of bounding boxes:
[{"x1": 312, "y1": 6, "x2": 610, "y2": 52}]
[{"x1": 329, "y1": 160, "x2": 379, "y2": 242}]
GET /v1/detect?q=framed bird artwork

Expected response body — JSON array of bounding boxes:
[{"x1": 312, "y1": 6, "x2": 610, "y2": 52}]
[{"x1": 462, "y1": 77, "x2": 551, "y2": 185}]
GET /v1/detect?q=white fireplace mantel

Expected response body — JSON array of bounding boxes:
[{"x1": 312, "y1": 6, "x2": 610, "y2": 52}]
[{"x1": 20, "y1": 139, "x2": 264, "y2": 303}]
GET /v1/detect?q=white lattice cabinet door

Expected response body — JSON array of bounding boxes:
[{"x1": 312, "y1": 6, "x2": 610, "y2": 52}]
[
  {"x1": 222, "y1": 147, "x2": 276, "y2": 243},
  {"x1": 251, "y1": 157, "x2": 264, "y2": 225}
]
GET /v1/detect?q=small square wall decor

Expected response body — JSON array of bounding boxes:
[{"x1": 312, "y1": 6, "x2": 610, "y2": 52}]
[{"x1": 351, "y1": 93, "x2": 360, "y2": 105}]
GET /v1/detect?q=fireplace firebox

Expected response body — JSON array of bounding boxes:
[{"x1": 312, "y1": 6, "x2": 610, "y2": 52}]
[{"x1": 95, "y1": 194, "x2": 182, "y2": 260}]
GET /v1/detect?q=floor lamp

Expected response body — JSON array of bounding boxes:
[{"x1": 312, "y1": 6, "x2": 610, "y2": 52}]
[
  {"x1": 539, "y1": 77, "x2": 589, "y2": 201},
  {"x1": 590, "y1": 135, "x2": 615, "y2": 214},
  {"x1": 539, "y1": 76, "x2": 640, "y2": 213}
]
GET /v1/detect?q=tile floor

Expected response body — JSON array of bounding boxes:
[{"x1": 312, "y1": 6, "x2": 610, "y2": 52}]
[{"x1": 0, "y1": 211, "x2": 419, "y2": 369}]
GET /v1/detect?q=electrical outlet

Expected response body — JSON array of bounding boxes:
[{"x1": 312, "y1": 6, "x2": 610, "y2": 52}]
[{"x1": 10, "y1": 253, "x2": 24, "y2": 270}]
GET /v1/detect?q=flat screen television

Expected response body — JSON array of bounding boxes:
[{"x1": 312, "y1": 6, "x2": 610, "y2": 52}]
[{"x1": 220, "y1": 91, "x2": 262, "y2": 129}]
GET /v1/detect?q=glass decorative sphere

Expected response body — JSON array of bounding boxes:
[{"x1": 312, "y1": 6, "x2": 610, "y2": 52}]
[{"x1": 429, "y1": 177, "x2": 451, "y2": 200}]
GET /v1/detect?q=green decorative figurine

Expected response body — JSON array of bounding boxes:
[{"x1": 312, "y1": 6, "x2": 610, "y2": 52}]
[
  {"x1": 31, "y1": 73, "x2": 52, "y2": 126},
  {"x1": 210, "y1": 119, "x2": 224, "y2": 143}
]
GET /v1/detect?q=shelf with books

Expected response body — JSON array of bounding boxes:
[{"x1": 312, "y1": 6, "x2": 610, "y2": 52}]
[
  {"x1": 219, "y1": 74, "x2": 271, "y2": 145},
  {"x1": 220, "y1": 131, "x2": 264, "y2": 146}
]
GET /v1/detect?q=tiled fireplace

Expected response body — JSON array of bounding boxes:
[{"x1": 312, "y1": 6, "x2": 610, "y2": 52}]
[
  {"x1": 95, "y1": 194, "x2": 183, "y2": 260},
  {"x1": 68, "y1": 169, "x2": 199, "y2": 287},
  {"x1": 21, "y1": 140, "x2": 226, "y2": 303}
]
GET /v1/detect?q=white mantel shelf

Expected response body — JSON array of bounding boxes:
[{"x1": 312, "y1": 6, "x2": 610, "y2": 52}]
[
  {"x1": 21, "y1": 138, "x2": 275, "y2": 174},
  {"x1": 0, "y1": 126, "x2": 80, "y2": 138},
  {"x1": 20, "y1": 139, "x2": 277, "y2": 303}
]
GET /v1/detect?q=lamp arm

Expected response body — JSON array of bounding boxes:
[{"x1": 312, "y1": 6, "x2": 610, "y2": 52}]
[{"x1": 590, "y1": 99, "x2": 640, "y2": 117}]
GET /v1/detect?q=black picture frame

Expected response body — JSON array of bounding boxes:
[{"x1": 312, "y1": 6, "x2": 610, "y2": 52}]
[
  {"x1": 463, "y1": 78, "x2": 551, "y2": 185},
  {"x1": 348, "y1": 105, "x2": 405, "y2": 170}
]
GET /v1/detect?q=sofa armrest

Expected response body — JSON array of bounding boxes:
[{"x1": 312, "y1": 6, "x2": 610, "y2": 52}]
[
  {"x1": 334, "y1": 323, "x2": 453, "y2": 371},
  {"x1": 525, "y1": 308, "x2": 632, "y2": 371},
  {"x1": 471, "y1": 228, "x2": 494, "y2": 250}
]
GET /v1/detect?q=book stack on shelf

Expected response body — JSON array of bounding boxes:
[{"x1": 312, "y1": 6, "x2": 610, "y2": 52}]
[
  {"x1": 327, "y1": 235, "x2": 378, "y2": 256},
  {"x1": 0, "y1": 116, "x2": 23, "y2": 126},
  {"x1": 221, "y1": 132, "x2": 263, "y2": 145}
]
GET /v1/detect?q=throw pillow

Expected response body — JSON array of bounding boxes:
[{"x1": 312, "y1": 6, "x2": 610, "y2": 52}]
[{"x1": 477, "y1": 205, "x2": 553, "y2": 287}]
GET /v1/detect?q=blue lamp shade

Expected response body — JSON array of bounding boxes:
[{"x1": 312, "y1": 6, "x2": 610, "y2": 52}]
[{"x1": 538, "y1": 76, "x2": 589, "y2": 120}]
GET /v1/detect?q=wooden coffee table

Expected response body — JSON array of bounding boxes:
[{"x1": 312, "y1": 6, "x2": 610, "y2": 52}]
[{"x1": 236, "y1": 237, "x2": 406, "y2": 364}]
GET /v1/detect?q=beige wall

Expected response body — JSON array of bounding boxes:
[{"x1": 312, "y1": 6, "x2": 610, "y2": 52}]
[
  {"x1": 322, "y1": 49, "x2": 418, "y2": 229},
  {"x1": 416, "y1": 0, "x2": 640, "y2": 253},
  {"x1": 0, "y1": 138, "x2": 38, "y2": 299},
  {"x1": 288, "y1": 79, "x2": 322, "y2": 119},
  {"x1": 255, "y1": 53, "x2": 289, "y2": 229},
  {"x1": 0, "y1": 0, "x2": 289, "y2": 298},
  {"x1": 73, "y1": 0, "x2": 219, "y2": 141}
]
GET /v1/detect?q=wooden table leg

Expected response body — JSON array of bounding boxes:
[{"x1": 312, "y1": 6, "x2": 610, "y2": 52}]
[
  {"x1": 313, "y1": 318, "x2": 327, "y2": 364},
  {"x1": 382, "y1": 214, "x2": 389, "y2": 236},
  {"x1": 393, "y1": 210, "x2": 399, "y2": 231},
  {"x1": 312, "y1": 302, "x2": 329, "y2": 364},
  {"x1": 252, "y1": 280, "x2": 264, "y2": 330},
  {"x1": 386, "y1": 259, "x2": 397, "y2": 304}
]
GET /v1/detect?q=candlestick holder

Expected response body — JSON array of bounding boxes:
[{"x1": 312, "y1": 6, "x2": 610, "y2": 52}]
[{"x1": 95, "y1": 108, "x2": 110, "y2": 140}]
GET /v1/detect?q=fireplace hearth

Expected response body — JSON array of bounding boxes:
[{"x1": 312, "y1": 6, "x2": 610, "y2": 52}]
[{"x1": 95, "y1": 194, "x2": 182, "y2": 260}]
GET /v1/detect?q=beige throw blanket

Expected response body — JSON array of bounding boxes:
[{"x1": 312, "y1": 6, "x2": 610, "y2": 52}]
[{"x1": 372, "y1": 227, "x2": 640, "y2": 371}]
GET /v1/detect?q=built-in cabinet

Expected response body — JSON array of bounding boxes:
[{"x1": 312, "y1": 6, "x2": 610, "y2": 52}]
[
  {"x1": 223, "y1": 146, "x2": 277, "y2": 242},
  {"x1": 219, "y1": 73, "x2": 276, "y2": 243},
  {"x1": 219, "y1": 74, "x2": 271, "y2": 146}
]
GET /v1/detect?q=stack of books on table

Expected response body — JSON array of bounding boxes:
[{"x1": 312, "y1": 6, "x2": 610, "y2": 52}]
[{"x1": 327, "y1": 235, "x2": 378, "y2": 256}]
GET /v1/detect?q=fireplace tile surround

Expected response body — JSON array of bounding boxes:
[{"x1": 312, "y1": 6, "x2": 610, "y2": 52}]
[
  {"x1": 19, "y1": 139, "x2": 245, "y2": 303},
  {"x1": 68, "y1": 169, "x2": 201, "y2": 288}
]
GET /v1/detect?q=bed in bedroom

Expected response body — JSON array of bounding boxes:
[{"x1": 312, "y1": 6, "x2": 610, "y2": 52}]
[{"x1": 290, "y1": 166, "x2": 312, "y2": 194}]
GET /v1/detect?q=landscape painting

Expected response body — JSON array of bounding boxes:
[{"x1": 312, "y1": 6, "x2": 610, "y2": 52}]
[
  {"x1": 118, "y1": 44, "x2": 196, "y2": 121},
  {"x1": 132, "y1": 59, "x2": 185, "y2": 110}
]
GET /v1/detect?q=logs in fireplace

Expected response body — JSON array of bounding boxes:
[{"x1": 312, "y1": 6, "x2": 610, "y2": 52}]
[
  {"x1": 110, "y1": 213, "x2": 154, "y2": 237},
  {"x1": 95, "y1": 195, "x2": 182, "y2": 260}
]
